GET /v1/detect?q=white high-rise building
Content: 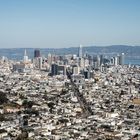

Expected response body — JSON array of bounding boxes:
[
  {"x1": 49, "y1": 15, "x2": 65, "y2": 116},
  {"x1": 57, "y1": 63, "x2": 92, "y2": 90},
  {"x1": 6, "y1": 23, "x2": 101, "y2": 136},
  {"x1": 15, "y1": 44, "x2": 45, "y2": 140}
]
[
  {"x1": 79, "y1": 58, "x2": 84, "y2": 69},
  {"x1": 114, "y1": 56, "x2": 118, "y2": 66},
  {"x1": 39, "y1": 57, "x2": 43, "y2": 70},
  {"x1": 78, "y1": 44, "x2": 82, "y2": 58},
  {"x1": 119, "y1": 53, "x2": 125, "y2": 65},
  {"x1": 48, "y1": 53, "x2": 52, "y2": 65},
  {"x1": 23, "y1": 49, "x2": 28, "y2": 63}
]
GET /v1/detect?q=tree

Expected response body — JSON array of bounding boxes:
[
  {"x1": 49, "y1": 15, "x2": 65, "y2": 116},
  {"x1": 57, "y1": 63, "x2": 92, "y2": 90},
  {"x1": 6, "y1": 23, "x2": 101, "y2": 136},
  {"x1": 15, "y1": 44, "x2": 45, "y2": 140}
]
[
  {"x1": 0, "y1": 91, "x2": 8, "y2": 104},
  {"x1": 22, "y1": 100, "x2": 34, "y2": 108},
  {"x1": 0, "y1": 114, "x2": 8, "y2": 121}
]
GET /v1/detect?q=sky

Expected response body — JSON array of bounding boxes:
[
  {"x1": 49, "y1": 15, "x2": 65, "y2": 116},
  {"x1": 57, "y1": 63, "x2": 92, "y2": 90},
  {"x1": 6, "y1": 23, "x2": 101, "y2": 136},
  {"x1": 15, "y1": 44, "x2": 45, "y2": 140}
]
[{"x1": 0, "y1": 0, "x2": 140, "y2": 48}]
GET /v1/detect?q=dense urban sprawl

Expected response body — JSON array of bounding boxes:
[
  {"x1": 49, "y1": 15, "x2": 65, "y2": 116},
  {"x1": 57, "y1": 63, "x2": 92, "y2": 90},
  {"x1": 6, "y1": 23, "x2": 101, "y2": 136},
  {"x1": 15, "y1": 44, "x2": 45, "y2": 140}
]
[{"x1": 0, "y1": 48, "x2": 140, "y2": 140}]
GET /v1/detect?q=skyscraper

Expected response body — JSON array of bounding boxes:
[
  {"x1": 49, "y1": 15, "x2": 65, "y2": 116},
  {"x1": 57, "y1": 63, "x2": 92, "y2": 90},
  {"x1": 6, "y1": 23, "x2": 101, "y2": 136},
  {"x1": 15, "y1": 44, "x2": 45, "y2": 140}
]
[
  {"x1": 120, "y1": 53, "x2": 125, "y2": 65},
  {"x1": 23, "y1": 49, "x2": 28, "y2": 62},
  {"x1": 38, "y1": 57, "x2": 42, "y2": 70},
  {"x1": 48, "y1": 53, "x2": 52, "y2": 65},
  {"x1": 78, "y1": 44, "x2": 82, "y2": 58},
  {"x1": 100, "y1": 55, "x2": 103, "y2": 65},
  {"x1": 51, "y1": 63, "x2": 66, "y2": 76},
  {"x1": 118, "y1": 53, "x2": 125, "y2": 65},
  {"x1": 34, "y1": 49, "x2": 41, "y2": 58},
  {"x1": 51, "y1": 63, "x2": 58, "y2": 76}
]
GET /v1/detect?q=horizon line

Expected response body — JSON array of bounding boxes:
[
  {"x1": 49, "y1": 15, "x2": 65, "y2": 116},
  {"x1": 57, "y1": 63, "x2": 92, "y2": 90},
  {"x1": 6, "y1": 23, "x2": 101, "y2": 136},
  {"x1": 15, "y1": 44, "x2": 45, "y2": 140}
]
[{"x1": 0, "y1": 44, "x2": 140, "y2": 49}]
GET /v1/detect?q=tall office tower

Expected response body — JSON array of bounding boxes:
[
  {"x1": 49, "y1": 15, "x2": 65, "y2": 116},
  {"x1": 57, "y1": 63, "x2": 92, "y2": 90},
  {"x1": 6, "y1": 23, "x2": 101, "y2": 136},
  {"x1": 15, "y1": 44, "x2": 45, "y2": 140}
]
[
  {"x1": 78, "y1": 44, "x2": 82, "y2": 58},
  {"x1": 79, "y1": 58, "x2": 85, "y2": 69},
  {"x1": 100, "y1": 55, "x2": 103, "y2": 65},
  {"x1": 119, "y1": 53, "x2": 125, "y2": 65},
  {"x1": 23, "y1": 49, "x2": 28, "y2": 62},
  {"x1": 88, "y1": 55, "x2": 93, "y2": 66},
  {"x1": 97, "y1": 55, "x2": 101, "y2": 67},
  {"x1": 38, "y1": 57, "x2": 42, "y2": 70},
  {"x1": 51, "y1": 63, "x2": 66, "y2": 76},
  {"x1": 48, "y1": 53, "x2": 52, "y2": 65},
  {"x1": 114, "y1": 56, "x2": 118, "y2": 66},
  {"x1": 84, "y1": 58, "x2": 89, "y2": 67},
  {"x1": 34, "y1": 49, "x2": 40, "y2": 58},
  {"x1": 51, "y1": 63, "x2": 58, "y2": 76}
]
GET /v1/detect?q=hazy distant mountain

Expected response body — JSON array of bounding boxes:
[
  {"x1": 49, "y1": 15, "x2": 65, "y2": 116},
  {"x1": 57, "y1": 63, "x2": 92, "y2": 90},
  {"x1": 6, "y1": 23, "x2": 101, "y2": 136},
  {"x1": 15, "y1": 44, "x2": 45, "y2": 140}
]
[
  {"x1": 83, "y1": 45, "x2": 140, "y2": 57},
  {"x1": 0, "y1": 45, "x2": 140, "y2": 60}
]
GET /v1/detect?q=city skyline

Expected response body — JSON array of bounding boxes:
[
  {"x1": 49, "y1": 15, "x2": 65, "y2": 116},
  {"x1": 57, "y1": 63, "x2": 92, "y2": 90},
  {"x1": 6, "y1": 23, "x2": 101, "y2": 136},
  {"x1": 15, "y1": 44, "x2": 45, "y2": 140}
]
[{"x1": 0, "y1": 0, "x2": 140, "y2": 48}]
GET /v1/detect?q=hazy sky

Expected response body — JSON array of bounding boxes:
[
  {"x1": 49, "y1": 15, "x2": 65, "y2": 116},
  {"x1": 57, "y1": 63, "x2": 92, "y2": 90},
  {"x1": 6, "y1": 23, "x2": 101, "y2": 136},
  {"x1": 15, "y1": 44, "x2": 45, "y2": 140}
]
[{"x1": 0, "y1": 0, "x2": 140, "y2": 48}]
